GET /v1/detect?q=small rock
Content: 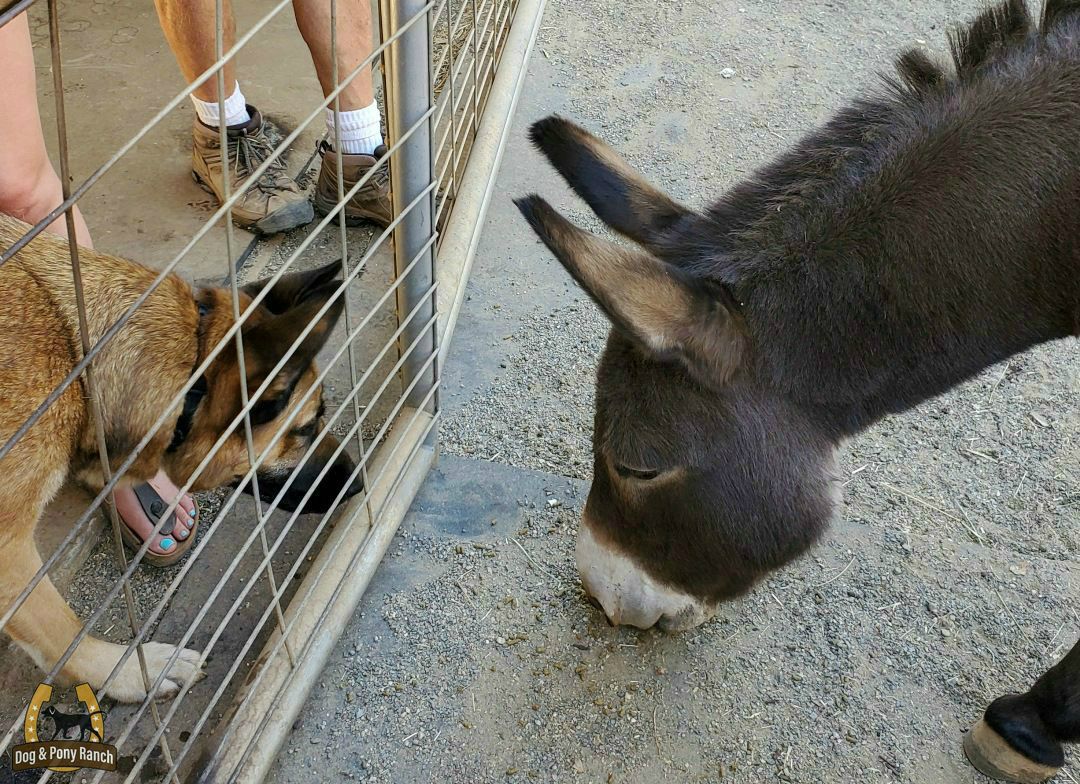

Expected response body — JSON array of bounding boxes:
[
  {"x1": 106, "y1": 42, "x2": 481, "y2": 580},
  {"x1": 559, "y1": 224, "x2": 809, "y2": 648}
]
[{"x1": 721, "y1": 67, "x2": 736, "y2": 79}]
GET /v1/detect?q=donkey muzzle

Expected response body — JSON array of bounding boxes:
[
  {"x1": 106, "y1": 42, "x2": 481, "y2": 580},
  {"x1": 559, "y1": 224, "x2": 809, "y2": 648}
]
[{"x1": 575, "y1": 522, "x2": 714, "y2": 632}]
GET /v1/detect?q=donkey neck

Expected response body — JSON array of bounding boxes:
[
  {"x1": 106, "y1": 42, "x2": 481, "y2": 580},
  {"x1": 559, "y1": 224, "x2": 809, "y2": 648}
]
[{"x1": 736, "y1": 231, "x2": 1078, "y2": 441}]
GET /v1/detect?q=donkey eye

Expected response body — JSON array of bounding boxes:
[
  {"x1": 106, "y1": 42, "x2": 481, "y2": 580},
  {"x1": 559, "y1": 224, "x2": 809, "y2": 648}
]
[{"x1": 614, "y1": 464, "x2": 660, "y2": 481}]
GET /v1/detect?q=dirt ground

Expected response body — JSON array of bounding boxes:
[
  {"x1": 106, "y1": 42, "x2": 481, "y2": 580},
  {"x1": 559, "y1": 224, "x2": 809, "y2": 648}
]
[{"x1": 263, "y1": 0, "x2": 1079, "y2": 782}]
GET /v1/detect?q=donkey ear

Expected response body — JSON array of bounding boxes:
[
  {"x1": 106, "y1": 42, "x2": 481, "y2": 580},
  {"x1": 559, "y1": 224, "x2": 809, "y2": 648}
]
[
  {"x1": 515, "y1": 195, "x2": 745, "y2": 384},
  {"x1": 241, "y1": 281, "x2": 344, "y2": 424},
  {"x1": 242, "y1": 259, "x2": 343, "y2": 314},
  {"x1": 529, "y1": 116, "x2": 690, "y2": 250}
]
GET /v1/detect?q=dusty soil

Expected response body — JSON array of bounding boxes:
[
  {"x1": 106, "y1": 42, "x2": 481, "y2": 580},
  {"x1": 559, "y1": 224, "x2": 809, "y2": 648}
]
[{"x1": 268, "y1": 1, "x2": 1080, "y2": 783}]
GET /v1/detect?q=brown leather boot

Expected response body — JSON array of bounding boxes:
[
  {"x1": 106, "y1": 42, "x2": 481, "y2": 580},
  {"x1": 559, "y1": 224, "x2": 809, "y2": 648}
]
[
  {"x1": 191, "y1": 105, "x2": 314, "y2": 234},
  {"x1": 314, "y1": 141, "x2": 393, "y2": 227}
]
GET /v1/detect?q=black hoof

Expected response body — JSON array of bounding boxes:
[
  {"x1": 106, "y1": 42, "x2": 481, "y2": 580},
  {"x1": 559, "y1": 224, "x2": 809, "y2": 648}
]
[{"x1": 964, "y1": 694, "x2": 1065, "y2": 784}]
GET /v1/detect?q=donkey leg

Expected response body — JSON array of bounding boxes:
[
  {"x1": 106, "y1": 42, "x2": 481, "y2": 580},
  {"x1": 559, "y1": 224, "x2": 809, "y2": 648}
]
[{"x1": 965, "y1": 637, "x2": 1080, "y2": 783}]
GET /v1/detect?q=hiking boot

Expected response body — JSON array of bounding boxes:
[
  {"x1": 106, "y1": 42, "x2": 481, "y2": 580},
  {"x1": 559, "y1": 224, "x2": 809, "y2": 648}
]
[
  {"x1": 313, "y1": 141, "x2": 393, "y2": 227},
  {"x1": 191, "y1": 105, "x2": 314, "y2": 234}
]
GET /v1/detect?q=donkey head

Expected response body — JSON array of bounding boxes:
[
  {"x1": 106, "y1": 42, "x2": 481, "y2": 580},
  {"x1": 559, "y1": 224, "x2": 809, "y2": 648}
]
[{"x1": 516, "y1": 117, "x2": 839, "y2": 631}]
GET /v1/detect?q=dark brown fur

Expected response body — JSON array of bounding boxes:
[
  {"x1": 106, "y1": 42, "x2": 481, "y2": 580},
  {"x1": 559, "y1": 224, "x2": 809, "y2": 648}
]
[
  {"x1": 518, "y1": 0, "x2": 1080, "y2": 772},
  {"x1": 0, "y1": 213, "x2": 360, "y2": 701}
]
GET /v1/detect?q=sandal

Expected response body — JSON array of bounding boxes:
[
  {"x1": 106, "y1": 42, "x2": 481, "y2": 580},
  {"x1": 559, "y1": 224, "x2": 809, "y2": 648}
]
[{"x1": 116, "y1": 472, "x2": 200, "y2": 567}]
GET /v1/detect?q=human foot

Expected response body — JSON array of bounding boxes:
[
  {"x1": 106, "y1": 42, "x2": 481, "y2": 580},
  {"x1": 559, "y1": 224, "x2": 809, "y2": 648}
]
[
  {"x1": 114, "y1": 470, "x2": 199, "y2": 565},
  {"x1": 191, "y1": 105, "x2": 314, "y2": 234}
]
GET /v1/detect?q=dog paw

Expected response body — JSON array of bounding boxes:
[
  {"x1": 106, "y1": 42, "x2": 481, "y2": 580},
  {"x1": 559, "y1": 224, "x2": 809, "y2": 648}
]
[{"x1": 99, "y1": 641, "x2": 206, "y2": 703}]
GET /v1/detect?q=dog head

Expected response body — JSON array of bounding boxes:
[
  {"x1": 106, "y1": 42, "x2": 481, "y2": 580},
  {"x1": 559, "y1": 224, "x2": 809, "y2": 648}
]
[{"x1": 165, "y1": 261, "x2": 362, "y2": 515}]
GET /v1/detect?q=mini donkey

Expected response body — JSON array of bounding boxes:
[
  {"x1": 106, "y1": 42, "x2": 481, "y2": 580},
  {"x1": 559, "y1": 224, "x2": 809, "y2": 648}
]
[{"x1": 516, "y1": 1, "x2": 1079, "y2": 781}]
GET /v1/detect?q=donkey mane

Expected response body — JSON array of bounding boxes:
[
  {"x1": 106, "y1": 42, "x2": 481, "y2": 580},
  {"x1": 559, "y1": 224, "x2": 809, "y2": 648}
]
[
  {"x1": 689, "y1": 0, "x2": 1080, "y2": 261},
  {"x1": 520, "y1": 0, "x2": 1079, "y2": 439},
  {"x1": 658, "y1": 0, "x2": 1080, "y2": 435},
  {"x1": 673, "y1": 0, "x2": 1080, "y2": 258}
]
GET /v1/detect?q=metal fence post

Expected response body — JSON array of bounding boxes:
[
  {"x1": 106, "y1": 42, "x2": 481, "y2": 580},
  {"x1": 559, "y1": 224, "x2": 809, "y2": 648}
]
[{"x1": 383, "y1": 0, "x2": 440, "y2": 428}]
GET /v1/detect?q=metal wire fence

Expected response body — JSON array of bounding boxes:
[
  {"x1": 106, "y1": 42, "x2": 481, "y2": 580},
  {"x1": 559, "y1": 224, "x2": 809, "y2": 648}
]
[{"x1": 0, "y1": 0, "x2": 543, "y2": 779}]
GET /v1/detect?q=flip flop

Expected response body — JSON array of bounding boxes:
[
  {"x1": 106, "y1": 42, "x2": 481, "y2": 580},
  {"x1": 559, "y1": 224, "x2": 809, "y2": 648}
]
[{"x1": 118, "y1": 482, "x2": 200, "y2": 568}]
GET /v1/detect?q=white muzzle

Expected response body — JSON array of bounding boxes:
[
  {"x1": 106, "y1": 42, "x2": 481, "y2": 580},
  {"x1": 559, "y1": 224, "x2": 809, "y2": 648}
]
[{"x1": 575, "y1": 523, "x2": 714, "y2": 631}]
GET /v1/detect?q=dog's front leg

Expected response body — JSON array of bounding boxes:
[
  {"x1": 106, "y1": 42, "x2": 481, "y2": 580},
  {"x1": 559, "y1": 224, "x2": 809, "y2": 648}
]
[{"x1": 0, "y1": 531, "x2": 205, "y2": 703}]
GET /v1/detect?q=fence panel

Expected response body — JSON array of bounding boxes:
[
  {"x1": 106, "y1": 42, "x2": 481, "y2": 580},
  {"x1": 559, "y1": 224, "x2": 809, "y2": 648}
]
[{"x1": 0, "y1": 0, "x2": 544, "y2": 778}]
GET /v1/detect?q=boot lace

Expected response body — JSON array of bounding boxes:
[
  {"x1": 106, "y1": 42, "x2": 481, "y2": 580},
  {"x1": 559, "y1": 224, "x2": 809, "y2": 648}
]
[{"x1": 232, "y1": 131, "x2": 290, "y2": 193}]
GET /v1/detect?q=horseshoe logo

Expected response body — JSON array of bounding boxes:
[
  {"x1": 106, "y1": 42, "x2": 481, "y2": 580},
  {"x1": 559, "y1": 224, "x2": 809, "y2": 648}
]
[{"x1": 19, "y1": 683, "x2": 109, "y2": 773}]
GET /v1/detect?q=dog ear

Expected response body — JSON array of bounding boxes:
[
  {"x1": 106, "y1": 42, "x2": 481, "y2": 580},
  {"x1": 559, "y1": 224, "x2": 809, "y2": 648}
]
[
  {"x1": 515, "y1": 195, "x2": 745, "y2": 385},
  {"x1": 241, "y1": 260, "x2": 343, "y2": 314},
  {"x1": 528, "y1": 115, "x2": 690, "y2": 251},
  {"x1": 242, "y1": 280, "x2": 344, "y2": 424}
]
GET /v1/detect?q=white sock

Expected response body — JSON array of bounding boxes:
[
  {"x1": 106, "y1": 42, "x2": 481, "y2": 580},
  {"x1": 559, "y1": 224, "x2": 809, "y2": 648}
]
[
  {"x1": 325, "y1": 101, "x2": 383, "y2": 155},
  {"x1": 191, "y1": 82, "x2": 251, "y2": 128}
]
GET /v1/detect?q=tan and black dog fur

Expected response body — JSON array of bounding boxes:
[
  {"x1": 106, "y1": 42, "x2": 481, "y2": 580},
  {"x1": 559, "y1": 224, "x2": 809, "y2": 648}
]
[{"x1": 0, "y1": 213, "x2": 361, "y2": 702}]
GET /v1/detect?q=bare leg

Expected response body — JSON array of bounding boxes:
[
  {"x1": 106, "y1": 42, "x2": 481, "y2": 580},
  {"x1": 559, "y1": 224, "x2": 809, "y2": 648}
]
[
  {"x1": 296, "y1": 0, "x2": 391, "y2": 225},
  {"x1": 155, "y1": 0, "x2": 375, "y2": 108},
  {"x1": 293, "y1": 0, "x2": 375, "y2": 109},
  {"x1": 0, "y1": 12, "x2": 92, "y2": 247},
  {"x1": 154, "y1": 0, "x2": 316, "y2": 233},
  {"x1": 153, "y1": 0, "x2": 238, "y2": 102}
]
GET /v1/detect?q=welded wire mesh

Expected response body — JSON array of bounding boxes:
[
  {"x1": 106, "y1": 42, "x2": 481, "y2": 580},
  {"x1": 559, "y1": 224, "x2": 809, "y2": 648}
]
[
  {"x1": 432, "y1": 0, "x2": 519, "y2": 232},
  {"x1": 0, "y1": 0, "x2": 526, "y2": 778}
]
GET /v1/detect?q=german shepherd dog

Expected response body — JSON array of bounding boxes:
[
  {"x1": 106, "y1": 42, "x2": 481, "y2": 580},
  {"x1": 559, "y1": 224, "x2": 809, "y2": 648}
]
[{"x1": 0, "y1": 214, "x2": 362, "y2": 702}]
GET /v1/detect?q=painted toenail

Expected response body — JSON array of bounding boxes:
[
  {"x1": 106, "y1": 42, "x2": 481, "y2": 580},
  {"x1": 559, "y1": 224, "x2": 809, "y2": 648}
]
[
  {"x1": 160, "y1": 538, "x2": 175, "y2": 551},
  {"x1": 176, "y1": 527, "x2": 189, "y2": 540}
]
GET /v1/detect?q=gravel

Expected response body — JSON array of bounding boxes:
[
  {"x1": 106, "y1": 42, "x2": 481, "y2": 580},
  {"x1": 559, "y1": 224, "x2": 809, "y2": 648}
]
[
  {"x1": 442, "y1": 303, "x2": 605, "y2": 479},
  {"x1": 268, "y1": 1, "x2": 1080, "y2": 783}
]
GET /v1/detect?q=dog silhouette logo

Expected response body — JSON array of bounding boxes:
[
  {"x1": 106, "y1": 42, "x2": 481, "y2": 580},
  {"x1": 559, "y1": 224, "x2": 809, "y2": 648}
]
[{"x1": 11, "y1": 683, "x2": 117, "y2": 772}]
